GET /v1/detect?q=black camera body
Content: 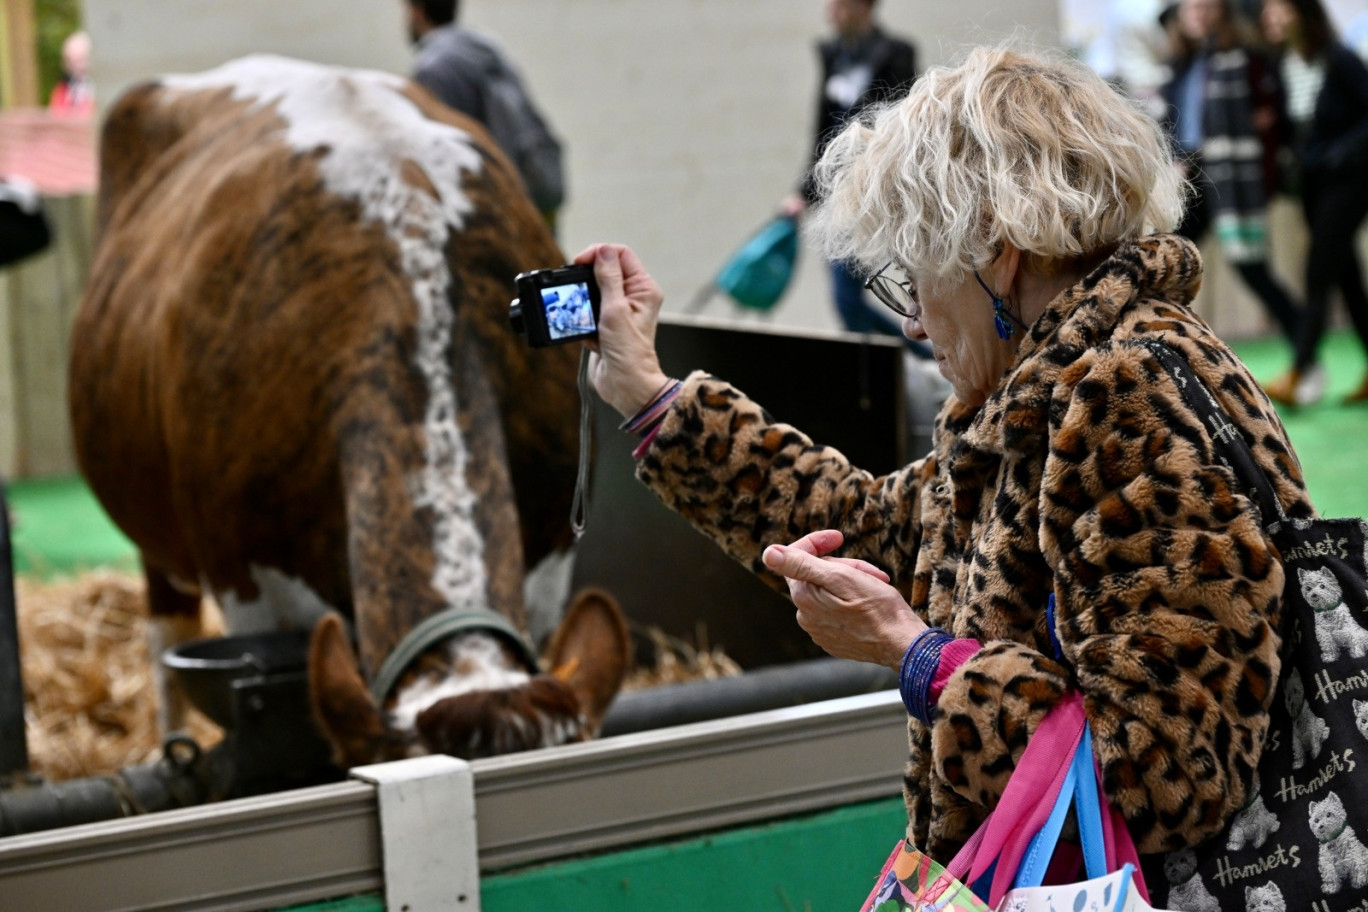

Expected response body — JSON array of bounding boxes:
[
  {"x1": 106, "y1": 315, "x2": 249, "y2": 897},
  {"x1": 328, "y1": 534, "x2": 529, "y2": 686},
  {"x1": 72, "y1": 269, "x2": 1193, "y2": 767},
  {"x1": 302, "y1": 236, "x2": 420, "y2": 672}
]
[{"x1": 510, "y1": 264, "x2": 601, "y2": 348}]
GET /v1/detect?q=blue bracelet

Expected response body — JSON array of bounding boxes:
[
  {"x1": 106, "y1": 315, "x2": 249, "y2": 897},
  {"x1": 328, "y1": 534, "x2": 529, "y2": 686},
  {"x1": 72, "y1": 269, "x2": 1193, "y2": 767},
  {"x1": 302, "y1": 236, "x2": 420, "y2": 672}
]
[{"x1": 899, "y1": 627, "x2": 954, "y2": 725}]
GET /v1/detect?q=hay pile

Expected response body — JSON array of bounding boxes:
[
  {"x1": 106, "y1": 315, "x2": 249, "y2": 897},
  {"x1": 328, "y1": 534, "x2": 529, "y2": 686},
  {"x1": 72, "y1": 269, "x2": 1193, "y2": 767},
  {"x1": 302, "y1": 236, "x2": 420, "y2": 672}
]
[
  {"x1": 15, "y1": 571, "x2": 222, "y2": 782},
  {"x1": 622, "y1": 624, "x2": 743, "y2": 690}
]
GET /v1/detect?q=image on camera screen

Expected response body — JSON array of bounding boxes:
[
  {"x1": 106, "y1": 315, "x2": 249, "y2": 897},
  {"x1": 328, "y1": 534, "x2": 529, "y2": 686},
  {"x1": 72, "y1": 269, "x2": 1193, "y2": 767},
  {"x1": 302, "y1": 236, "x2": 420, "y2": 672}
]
[{"x1": 541, "y1": 281, "x2": 597, "y2": 341}]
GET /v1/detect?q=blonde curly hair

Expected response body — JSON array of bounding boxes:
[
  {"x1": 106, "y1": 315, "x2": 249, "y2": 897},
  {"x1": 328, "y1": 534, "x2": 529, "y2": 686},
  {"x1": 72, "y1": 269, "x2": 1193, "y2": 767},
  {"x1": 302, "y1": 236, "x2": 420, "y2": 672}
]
[{"x1": 806, "y1": 45, "x2": 1185, "y2": 291}]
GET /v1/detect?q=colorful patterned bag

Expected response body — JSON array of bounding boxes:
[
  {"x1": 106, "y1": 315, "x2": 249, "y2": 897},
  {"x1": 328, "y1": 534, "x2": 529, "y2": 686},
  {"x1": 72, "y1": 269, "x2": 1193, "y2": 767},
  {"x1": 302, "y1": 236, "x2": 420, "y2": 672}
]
[
  {"x1": 1145, "y1": 343, "x2": 1368, "y2": 911},
  {"x1": 861, "y1": 840, "x2": 990, "y2": 912}
]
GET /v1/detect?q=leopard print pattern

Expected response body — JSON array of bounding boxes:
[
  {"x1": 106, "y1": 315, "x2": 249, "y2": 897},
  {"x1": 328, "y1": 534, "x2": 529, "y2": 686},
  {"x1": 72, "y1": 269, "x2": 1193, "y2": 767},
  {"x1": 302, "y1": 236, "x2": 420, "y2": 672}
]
[{"x1": 637, "y1": 235, "x2": 1315, "y2": 860}]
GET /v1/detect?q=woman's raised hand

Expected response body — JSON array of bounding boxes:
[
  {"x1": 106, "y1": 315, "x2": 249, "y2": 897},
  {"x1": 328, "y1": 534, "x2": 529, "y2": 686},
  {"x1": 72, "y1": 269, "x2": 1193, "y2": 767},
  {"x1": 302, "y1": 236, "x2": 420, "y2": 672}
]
[{"x1": 575, "y1": 244, "x2": 671, "y2": 418}]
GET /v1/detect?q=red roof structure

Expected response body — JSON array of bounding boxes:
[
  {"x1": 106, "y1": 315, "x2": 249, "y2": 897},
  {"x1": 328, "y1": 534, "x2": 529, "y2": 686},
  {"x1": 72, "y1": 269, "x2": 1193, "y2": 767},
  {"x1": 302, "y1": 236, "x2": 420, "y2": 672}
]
[{"x1": 0, "y1": 109, "x2": 97, "y2": 196}]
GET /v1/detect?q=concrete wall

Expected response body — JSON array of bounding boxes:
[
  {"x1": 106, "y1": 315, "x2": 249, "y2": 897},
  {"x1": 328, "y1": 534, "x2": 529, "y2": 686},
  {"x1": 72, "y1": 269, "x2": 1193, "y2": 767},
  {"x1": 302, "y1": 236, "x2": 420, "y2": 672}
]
[{"x1": 83, "y1": 0, "x2": 1061, "y2": 336}]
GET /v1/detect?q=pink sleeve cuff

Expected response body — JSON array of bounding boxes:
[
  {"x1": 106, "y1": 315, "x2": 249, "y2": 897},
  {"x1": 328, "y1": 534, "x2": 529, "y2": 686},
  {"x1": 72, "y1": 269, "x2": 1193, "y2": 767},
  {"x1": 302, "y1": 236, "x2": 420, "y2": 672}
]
[
  {"x1": 632, "y1": 424, "x2": 663, "y2": 459},
  {"x1": 928, "y1": 638, "x2": 982, "y2": 704}
]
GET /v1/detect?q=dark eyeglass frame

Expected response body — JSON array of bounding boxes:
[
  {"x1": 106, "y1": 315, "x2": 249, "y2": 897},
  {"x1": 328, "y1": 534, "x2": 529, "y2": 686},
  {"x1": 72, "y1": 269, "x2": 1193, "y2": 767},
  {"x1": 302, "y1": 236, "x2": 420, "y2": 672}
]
[{"x1": 863, "y1": 260, "x2": 920, "y2": 320}]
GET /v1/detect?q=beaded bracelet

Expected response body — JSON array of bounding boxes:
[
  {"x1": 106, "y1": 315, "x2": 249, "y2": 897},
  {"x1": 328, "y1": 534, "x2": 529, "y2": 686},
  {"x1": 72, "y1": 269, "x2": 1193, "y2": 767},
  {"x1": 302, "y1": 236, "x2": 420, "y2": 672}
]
[
  {"x1": 619, "y1": 378, "x2": 682, "y2": 436},
  {"x1": 899, "y1": 626, "x2": 955, "y2": 725}
]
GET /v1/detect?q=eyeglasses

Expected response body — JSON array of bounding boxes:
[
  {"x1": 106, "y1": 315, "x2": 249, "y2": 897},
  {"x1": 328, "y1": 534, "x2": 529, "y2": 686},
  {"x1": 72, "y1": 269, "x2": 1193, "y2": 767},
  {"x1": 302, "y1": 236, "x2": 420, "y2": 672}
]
[{"x1": 864, "y1": 260, "x2": 920, "y2": 320}]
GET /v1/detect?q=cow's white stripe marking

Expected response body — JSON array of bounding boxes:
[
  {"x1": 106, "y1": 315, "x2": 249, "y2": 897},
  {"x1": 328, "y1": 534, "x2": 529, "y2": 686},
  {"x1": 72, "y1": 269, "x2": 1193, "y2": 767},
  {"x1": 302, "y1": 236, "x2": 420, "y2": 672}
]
[
  {"x1": 388, "y1": 633, "x2": 528, "y2": 733},
  {"x1": 164, "y1": 55, "x2": 491, "y2": 612}
]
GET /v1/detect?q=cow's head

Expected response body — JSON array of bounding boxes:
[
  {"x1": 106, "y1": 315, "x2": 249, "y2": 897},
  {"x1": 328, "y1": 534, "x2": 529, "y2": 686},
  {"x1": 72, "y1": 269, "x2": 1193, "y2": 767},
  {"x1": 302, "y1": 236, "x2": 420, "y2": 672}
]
[{"x1": 307, "y1": 587, "x2": 630, "y2": 765}]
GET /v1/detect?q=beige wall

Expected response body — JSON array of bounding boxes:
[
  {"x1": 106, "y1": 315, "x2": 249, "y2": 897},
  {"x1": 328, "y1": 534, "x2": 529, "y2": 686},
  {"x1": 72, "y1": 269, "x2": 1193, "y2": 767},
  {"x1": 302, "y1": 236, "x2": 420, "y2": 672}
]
[
  {"x1": 83, "y1": 0, "x2": 1062, "y2": 336},
  {"x1": 0, "y1": 195, "x2": 95, "y2": 477}
]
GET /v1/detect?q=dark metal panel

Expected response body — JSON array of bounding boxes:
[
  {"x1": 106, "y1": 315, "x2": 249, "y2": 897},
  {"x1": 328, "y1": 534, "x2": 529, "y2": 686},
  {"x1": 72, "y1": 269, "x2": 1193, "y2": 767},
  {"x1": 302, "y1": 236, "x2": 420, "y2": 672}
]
[
  {"x1": 571, "y1": 317, "x2": 907, "y2": 670},
  {"x1": 0, "y1": 480, "x2": 28, "y2": 775}
]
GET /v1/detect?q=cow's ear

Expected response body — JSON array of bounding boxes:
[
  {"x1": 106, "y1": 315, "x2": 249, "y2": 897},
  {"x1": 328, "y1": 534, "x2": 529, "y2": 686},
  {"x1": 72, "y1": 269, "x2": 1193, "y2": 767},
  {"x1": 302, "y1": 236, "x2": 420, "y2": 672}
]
[
  {"x1": 544, "y1": 587, "x2": 631, "y2": 733},
  {"x1": 308, "y1": 612, "x2": 391, "y2": 767}
]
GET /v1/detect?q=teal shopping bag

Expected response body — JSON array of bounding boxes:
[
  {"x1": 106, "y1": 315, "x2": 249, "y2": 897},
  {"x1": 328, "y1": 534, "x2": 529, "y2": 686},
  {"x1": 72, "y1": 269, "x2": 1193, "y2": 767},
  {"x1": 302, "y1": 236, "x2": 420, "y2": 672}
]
[{"x1": 709, "y1": 215, "x2": 799, "y2": 311}]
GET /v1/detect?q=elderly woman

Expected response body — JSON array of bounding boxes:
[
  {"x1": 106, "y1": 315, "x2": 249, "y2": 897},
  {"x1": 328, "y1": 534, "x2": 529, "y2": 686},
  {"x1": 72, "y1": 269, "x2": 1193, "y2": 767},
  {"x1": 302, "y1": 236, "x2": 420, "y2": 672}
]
[{"x1": 581, "y1": 46, "x2": 1315, "y2": 866}]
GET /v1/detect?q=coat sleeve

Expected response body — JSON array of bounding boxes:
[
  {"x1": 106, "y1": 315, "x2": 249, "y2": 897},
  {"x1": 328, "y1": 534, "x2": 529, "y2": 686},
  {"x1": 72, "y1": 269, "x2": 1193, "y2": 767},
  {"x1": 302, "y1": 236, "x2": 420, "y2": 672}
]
[
  {"x1": 1321, "y1": 45, "x2": 1368, "y2": 171},
  {"x1": 930, "y1": 344, "x2": 1286, "y2": 854},
  {"x1": 635, "y1": 371, "x2": 932, "y2": 589}
]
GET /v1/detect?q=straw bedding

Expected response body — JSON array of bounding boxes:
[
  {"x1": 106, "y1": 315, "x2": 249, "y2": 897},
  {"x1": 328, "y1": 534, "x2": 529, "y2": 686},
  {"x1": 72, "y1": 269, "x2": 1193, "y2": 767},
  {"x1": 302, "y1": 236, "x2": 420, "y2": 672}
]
[{"x1": 15, "y1": 571, "x2": 223, "y2": 782}]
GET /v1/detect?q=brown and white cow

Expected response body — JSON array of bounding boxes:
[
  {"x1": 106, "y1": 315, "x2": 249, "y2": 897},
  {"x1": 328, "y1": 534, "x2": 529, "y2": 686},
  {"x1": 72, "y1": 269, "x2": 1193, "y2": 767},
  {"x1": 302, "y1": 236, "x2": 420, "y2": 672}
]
[{"x1": 69, "y1": 55, "x2": 629, "y2": 766}]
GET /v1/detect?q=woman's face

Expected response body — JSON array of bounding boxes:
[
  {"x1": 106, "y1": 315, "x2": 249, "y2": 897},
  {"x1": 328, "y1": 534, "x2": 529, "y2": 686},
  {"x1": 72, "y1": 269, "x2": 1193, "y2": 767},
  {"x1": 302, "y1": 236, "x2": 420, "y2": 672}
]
[
  {"x1": 1179, "y1": 0, "x2": 1225, "y2": 41},
  {"x1": 1262, "y1": 0, "x2": 1298, "y2": 45},
  {"x1": 902, "y1": 268, "x2": 1015, "y2": 408}
]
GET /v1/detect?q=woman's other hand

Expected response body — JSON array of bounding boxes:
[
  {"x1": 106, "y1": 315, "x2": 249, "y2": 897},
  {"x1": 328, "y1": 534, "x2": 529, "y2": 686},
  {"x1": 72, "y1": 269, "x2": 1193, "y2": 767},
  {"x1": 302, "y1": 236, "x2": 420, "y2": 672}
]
[
  {"x1": 762, "y1": 529, "x2": 926, "y2": 669},
  {"x1": 575, "y1": 243, "x2": 671, "y2": 418}
]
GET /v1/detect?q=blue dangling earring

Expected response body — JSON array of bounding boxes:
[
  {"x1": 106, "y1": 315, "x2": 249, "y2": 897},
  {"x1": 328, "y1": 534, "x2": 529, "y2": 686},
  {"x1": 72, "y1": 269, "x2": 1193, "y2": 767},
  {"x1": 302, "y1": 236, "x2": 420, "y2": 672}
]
[
  {"x1": 974, "y1": 271, "x2": 1025, "y2": 340},
  {"x1": 993, "y1": 299, "x2": 1016, "y2": 340}
]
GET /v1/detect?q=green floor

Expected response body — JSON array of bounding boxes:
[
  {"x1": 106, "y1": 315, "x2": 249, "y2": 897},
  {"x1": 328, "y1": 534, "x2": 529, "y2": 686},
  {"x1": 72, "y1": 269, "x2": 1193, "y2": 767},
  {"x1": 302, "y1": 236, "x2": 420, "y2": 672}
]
[
  {"x1": 7, "y1": 332, "x2": 1366, "y2": 580},
  {"x1": 5, "y1": 474, "x2": 139, "y2": 577}
]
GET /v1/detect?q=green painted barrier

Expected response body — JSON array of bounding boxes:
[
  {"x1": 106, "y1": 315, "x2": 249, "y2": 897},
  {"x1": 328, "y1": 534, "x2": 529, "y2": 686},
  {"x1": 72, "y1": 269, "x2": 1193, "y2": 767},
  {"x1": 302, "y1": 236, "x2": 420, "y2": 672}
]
[{"x1": 283, "y1": 797, "x2": 907, "y2": 912}]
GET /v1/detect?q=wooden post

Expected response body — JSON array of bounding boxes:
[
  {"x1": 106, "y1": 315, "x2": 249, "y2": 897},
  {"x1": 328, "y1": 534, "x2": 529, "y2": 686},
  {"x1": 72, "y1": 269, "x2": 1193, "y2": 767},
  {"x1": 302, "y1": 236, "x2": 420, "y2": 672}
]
[{"x1": 0, "y1": 0, "x2": 40, "y2": 109}]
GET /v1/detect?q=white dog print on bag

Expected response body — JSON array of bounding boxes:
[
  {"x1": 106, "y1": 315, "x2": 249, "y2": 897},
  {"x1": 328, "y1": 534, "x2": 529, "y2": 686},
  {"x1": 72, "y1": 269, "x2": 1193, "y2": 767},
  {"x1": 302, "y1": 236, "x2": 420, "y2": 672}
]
[
  {"x1": 1299, "y1": 565, "x2": 1368, "y2": 663},
  {"x1": 1243, "y1": 880, "x2": 1286, "y2": 912},
  {"x1": 1226, "y1": 780, "x2": 1280, "y2": 852},
  {"x1": 1310, "y1": 790, "x2": 1368, "y2": 894},
  {"x1": 1285, "y1": 668, "x2": 1330, "y2": 770},
  {"x1": 1163, "y1": 848, "x2": 1221, "y2": 912},
  {"x1": 1354, "y1": 697, "x2": 1368, "y2": 741}
]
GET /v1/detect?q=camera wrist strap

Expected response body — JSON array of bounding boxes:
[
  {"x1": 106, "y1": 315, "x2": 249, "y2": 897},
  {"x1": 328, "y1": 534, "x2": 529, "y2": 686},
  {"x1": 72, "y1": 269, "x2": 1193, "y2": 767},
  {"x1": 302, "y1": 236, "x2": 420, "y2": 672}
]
[{"x1": 571, "y1": 347, "x2": 592, "y2": 539}]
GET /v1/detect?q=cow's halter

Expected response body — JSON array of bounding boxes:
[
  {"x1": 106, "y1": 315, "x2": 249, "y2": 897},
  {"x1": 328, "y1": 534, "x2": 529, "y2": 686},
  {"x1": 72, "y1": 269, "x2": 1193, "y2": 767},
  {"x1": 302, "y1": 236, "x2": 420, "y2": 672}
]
[{"x1": 369, "y1": 607, "x2": 541, "y2": 704}]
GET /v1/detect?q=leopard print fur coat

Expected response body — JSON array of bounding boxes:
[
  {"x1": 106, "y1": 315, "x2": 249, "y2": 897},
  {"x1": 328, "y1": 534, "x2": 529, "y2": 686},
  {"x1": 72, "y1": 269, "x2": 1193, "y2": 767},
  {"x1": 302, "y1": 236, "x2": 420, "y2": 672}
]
[{"x1": 636, "y1": 234, "x2": 1316, "y2": 859}]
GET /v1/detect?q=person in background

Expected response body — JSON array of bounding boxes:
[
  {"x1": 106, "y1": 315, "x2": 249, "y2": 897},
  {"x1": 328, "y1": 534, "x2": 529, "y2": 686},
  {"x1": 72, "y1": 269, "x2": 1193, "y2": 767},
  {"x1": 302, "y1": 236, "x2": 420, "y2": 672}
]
[
  {"x1": 781, "y1": 0, "x2": 919, "y2": 349},
  {"x1": 1160, "y1": 0, "x2": 1312, "y2": 397},
  {"x1": 1260, "y1": 0, "x2": 1368, "y2": 405},
  {"x1": 1082, "y1": 0, "x2": 1172, "y2": 118},
  {"x1": 48, "y1": 31, "x2": 94, "y2": 114},
  {"x1": 581, "y1": 45, "x2": 1313, "y2": 873},
  {"x1": 402, "y1": 0, "x2": 565, "y2": 229}
]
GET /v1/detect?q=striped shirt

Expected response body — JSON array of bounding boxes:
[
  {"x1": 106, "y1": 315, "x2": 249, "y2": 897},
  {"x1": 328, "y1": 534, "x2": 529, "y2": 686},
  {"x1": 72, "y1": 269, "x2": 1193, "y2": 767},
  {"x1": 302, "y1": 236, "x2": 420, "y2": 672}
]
[{"x1": 1282, "y1": 52, "x2": 1327, "y2": 125}]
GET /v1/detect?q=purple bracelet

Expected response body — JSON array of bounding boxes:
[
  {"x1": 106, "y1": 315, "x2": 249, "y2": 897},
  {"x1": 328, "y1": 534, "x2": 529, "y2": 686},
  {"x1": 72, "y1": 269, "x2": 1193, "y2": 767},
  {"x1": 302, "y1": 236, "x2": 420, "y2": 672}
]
[
  {"x1": 899, "y1": 627, "x2": 954, "y2": 725},
  {"x1": 619, "y1": 379, "x2": 682, "y2": 436}
]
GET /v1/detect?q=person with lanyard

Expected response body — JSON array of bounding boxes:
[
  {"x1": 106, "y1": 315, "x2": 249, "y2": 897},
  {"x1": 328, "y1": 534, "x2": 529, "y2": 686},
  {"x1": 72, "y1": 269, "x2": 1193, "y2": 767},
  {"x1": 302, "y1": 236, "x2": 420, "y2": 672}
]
[{"x1": 781, "y1": 0, "x2": 920, "y2": 351}]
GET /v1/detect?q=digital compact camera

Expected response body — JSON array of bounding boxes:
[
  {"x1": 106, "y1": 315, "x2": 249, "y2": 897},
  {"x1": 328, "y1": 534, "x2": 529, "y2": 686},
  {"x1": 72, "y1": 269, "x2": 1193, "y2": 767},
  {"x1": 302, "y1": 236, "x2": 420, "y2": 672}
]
[{"x1": 510, "y1": 264, "x2": 601, "y2": 348}]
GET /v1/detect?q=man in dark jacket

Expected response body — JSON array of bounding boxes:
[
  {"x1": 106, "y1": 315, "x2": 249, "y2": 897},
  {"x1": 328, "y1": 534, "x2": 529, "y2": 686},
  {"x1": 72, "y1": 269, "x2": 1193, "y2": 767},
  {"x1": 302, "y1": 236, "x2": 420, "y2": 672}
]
[
  {"x1": 404, "y1": 0, "x2": 565, "y2": 228},
  {"x1": 783, "y1": 0, "x2": 917, "y2": 344}
]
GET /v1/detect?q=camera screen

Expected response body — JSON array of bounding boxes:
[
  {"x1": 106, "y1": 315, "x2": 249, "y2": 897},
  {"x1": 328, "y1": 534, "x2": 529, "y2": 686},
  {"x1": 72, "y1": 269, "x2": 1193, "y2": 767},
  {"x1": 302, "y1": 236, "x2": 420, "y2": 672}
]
[{"x1": 540, "y1": 281, "x2": 597, "y2": 341}]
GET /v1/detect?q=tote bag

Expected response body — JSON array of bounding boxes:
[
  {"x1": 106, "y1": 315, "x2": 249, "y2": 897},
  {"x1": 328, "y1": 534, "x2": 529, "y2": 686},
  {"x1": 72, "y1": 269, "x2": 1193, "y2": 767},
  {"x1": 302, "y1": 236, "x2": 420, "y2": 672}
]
[
  {"x1": 861, "y1": 695, "x2": 1159, "y2": 911},
  {"x1": 1145, "y1": 342, "x2": 1368, "y2": 911},
  {"x1": 1000, "y1": 726, "x2": 1176, "y2": 912}
]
